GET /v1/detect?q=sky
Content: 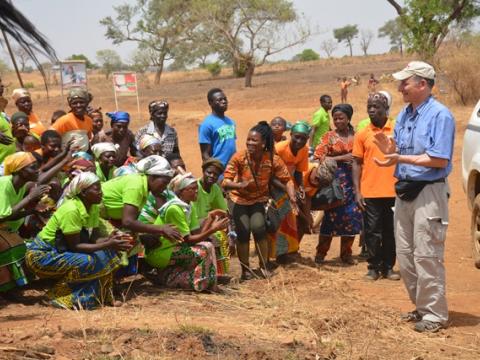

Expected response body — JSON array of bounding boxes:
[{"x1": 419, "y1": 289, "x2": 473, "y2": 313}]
[{"x1": 5, "y1": 0, "x2": 405, "y2": 66}]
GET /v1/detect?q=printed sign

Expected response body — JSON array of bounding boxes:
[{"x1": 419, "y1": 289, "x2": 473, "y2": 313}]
[
  {"x1": 113, "y1": 72, "x2": 138, "y2": 97},
  {"x1": 60, "y1": 61, "x2": 87, "y2": 89}
]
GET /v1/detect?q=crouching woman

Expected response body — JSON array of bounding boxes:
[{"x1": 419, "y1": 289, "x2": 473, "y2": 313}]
[
  {"x1": 144, "y1": 174, "x2": 228, "y2": 292},
  {"x1": 25, "y1": 172, "x2": 132, "y2": 309}
]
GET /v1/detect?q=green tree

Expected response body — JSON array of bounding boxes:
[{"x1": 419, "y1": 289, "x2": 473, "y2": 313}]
[
  {"x1": 333, "y1": 24, "x2": 359, "y2": 56},
  {"x1": 294, "y1": 48, "x2": 320, "y2": 62},
  {"x1": 67, "y1": 54, "x2": 95, "y2": 69},
  {"x1": 378, "y1": 18, "x2": 404, "y2": 55},
  {"x1": 190, "y1": 0, "x2": 310, "y2": 87},
  {"x1": 386, "y1": 0, "x2": 480, "y2": 60},
  {"x1": 100, "y1": 0, "x2": 194, "y2": 84},
  {"x1": 96, "y1": 49, "x2": 122, "y2": 79}
]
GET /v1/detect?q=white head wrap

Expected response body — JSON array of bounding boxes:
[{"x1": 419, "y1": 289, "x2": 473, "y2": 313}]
[
  {"x1": 135, "y1": 155, "x2": 174, "y2": 177},
  {"x1": 168, "y1": 173, "x2": 197, "y2": 194},
  {"x1": 91, "y1": 142, "x2": 118, "y2": 159},
  {"x1": 378, "y1": 90, "x2": 393, "y2": 115},
  {"x1": 63, "y1": 172, "x2": 100, "y2": 200}
]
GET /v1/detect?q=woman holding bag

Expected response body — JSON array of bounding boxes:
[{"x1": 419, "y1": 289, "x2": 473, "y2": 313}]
[
  {"x1": 313, "y1": 104, "x2": 362, "y2": 265},
  {"x1": 222, "y1": 121, "x2": 297, "y2": 280}
]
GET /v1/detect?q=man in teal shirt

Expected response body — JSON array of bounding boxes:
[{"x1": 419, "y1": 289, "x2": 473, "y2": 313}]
[{"x1": 310, "y1": 94, "x2": 332, "y2": 152}]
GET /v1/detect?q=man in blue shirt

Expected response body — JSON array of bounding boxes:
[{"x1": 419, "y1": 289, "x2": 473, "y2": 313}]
[
  {"x1": 198, "y1": 88, "x2": 236, "y2": 166},
  {"x1": 374, "y1": 61, "x2": 455, "y2": 333}
]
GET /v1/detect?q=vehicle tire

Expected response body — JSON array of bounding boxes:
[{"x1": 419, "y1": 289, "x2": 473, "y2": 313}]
[{"x1": 471, "y1": 193, "x2": 480, "y2": 269}]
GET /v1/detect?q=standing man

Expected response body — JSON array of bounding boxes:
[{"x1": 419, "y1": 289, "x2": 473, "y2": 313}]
[
  {"x1": 352, "y1": 92, "x2": 399, "y2": 281},
  {"x1": 310, "y1": 94, "x2": 332, "y2": 154},
  {"x1": 374, "y1": 61, "x2": 455, "y2": 333},
  {"x1": 198, "y1": 88, "x2": 236, "y2": 166},
  {"x1": 135, "y1": 100, "x2": 180, "y2": 157}
]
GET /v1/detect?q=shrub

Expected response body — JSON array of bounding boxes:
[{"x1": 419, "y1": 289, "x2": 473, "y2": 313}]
[
  {"x1": 206, "y1": 62, "x2": 222, "y2": 77},
  {"x1": 294, "y1": 49, "x2": 320, "y2": 62},
  {"x1": 24, "y1": 82, "x2": 35, "y2": 89}
]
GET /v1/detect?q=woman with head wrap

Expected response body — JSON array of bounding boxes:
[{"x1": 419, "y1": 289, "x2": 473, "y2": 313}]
[
  {"x1": 135, "y1": 100, "x2": 180, "y2": 158},
  {"x1": 10, "y1": 111, "x2": 34, "y2": 151},
  {"x1": 270, "y1": 121, "x2": 311, "y2": 264},
  {"x1": 12, "y1": 88, "x2": 47, "y2": 136},
  {"x1": 92, "y1": 111, "x2": 137, "y2": 167},
  {"x1": 25, "y1": 172, "x2": 132, "y2": 309},
  {"x1": 144, "y1": 173, "x2": 228, "y2": 291},
  {"x1": 222, "y1": 121, "x2": 297, "y2": 280},
  {"x1": 0, "y1": 152, "x2": 50, "y2": 295},
  {"x1": 356, "y1": 91, "x2": 393, "y2": 132},
  {"x1": 91, "y1": 142, "x2": 118, "y2": 182},
  {"x1": 101, "y1": 155, "x2": 182, "y2": 274},
  {"x1": 190, "y1": 158, "x2": 231, "y2": 275},
  {"x1": 51, "y1": 87, "x2": 93, "y2": 138},
  {"x1": 313, "y1": 104, "x2": 362, "y2": 265}
]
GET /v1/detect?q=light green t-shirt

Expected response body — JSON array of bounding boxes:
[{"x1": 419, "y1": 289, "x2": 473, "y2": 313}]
[
  {"x1": 0, "y1": 175, "x2": 27, "y2": 232},
  {"x1": 95, "y1": 161, "x2": 116, "y2": 183},
  {"x1": 311, "y1": 107, "x2": 330, "y2": 148},
  {"x1": 0, "y1": 114, "x2": 16, "y2": 164},
  {"x1": 191, "y1": 179, "x2": 227, "y2": 223},
  {"x1": 38, "y1": 197, "x2": 99, "y2": 245},
  {"x1": 145, "y1": 204, "x2": 199, "y2": 269},
  {"x1": 101, "y1": 173, "x2": 148, "y2": 220}
]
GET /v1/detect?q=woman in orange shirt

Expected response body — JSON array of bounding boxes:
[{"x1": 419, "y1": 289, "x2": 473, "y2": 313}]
[
  {"x1": 223, "y1": 121, "x2": 297, "y2": 280},
  {"x1": 12, "y1": 88, "x2": 47, "y2": 136}
]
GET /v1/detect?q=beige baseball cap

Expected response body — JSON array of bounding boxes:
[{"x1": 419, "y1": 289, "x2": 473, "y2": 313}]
[{"x1": 392, "y1": 61, "x2": 435, "y2": 80}]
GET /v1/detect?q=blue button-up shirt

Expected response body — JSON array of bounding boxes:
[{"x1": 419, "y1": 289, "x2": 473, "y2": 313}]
[{"x1": 394, "y1": 96, "x2": 455, "y2": 181}]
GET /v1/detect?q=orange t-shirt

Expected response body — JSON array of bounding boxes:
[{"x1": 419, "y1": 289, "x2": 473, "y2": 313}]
[
  {"x1": 352, "y1": 120, "x2": 396, "y2": 198},
  {"x1": 51, "y1": 112, "x2": 93, "y2": 137},
  {"x1": 275, "y1": 140, "x2": 309, "y2": 176},
  {"x1": 28, "y1": 112, "x2": 47, "y2": 136}
]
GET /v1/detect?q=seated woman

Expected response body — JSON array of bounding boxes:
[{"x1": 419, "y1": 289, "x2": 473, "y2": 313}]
[
  {"x1": 0, "y1": 152, "x2": 50, "y2": 295},
  {"x1": 25, "y1": 172, "x2": 132, "y2": 309},
  {"x1": 191, "y1": 158, "x2": 230, "y2": 274},
  {"x1": 101, "y1": 155, "x2": 182, "y2": 273},
  {"x1": 222, "y1": 121, "x2": 297, "y2": 280},
  {"x1": 144, "y1": 173, "x2": 228, "y2": 291},
  {"x1": 91, "y1": 142, "x2": 117, "y2": 182}
]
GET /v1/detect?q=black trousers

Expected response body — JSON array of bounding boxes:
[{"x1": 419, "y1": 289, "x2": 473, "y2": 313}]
[{"x1": 364, "y1": 197, "x2": 396, "y2": 271}]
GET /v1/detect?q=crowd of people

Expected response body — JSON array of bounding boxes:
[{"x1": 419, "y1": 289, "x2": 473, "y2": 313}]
[{"x1": 0, "y1": 61, "x2": 455, "y2": 334}]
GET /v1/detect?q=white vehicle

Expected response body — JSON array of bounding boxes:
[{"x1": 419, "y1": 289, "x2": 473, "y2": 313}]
[{"x1": 461, "y1": 99, "x2": 480, "y2": 268}]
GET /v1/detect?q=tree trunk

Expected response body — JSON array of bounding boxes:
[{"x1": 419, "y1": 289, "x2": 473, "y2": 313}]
[
  {"x1": 399, "y1": 40, "x2": 403, "y2": 56},
  {"x1": 348, "y1": 40, "x2": 353, "y2": 56},
  {"x1": 244, "y1": 61, "x2": 255, "y2": 88},
  {"x1": 154, "y1": 58, "x2": 165, "y2": 85}
]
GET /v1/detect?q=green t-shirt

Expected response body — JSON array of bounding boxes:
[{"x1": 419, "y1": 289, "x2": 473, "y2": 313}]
[
  {"x1": 145, "y1": 203, "x2": 199, "y2": 269},
  {"x1": 38, "y1": 197, "x2": 99, "y2": 245},
  {"x1": 0, "y1": 114, "x2": 16, "y2": 164},
  {"x1": 101, "y1": 173, "x2": 148, "y2": 220},
  {"x1": 311, "y1": 107, "x2": 330, "y2": 148},
  {"x1": 0, "y1": 175, "x2": 27, "y2": 232},
  {"x1": 356, "y1": 117, "x2": 371, "y2": 132},
  {"x1": 95, "y1": 161, "x2": 116, "y2": 183},
  {"x1": 191, "y1": 179, "x2": 227, "y2": 223}
]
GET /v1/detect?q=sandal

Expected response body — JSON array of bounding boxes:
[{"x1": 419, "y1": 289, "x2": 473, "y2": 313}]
[
  {"x1": 414, "y1": 320, "x2": 443, "y2": 333},
  {"x1": 240, "y1": 271, "x2": 254, "y2": 281},
  {"x1": 401, "y1": 310, "x2": 422, "y2": 322}
]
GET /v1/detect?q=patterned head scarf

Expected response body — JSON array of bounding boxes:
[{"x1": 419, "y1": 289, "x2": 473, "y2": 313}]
[
  {"x1": 138, "y1": 134, "x2": 162, "y2": 151},
  {"x1": 290, "y1": 121, "x2": 311, "y2": 135},
  {"x1": 148, "y1": 100, "x2": 169, "y2": 114},
  {"x1": 368, "y1": 92, "x2": 389, "y2": 109},
  {"x1": 63, "y1": 172, "x2": 100, "y2": 199},
  {"x1": 66, "y1": 158, "x2": 95, "y2": 179},
  {"x1": 3, "y1": 152, "x2": 36, "y2": 175},
  {"x1": 72, "y1": 151, "x2": 94, "y2": 162},
  {"x1": 201, "y1": 158, "x2": 224, "y2": 173},
  {"x1": 136, "y1": 155, "x2": 174, "y2": 177},
  {"x1": 106, "y1": 111, "x2": 130, "y2": 123},
  {"x1": 169, "y1": 173, "x2": 197, "y2": 194},
  {"x1": 315, "y1": 158, "x2": 338, "y2": 187},
  {"x1": 67, "y1": 87, "x2": 89, "y2": 102},
  {"x1": 12, "y1": 88, "x2": 31, "y2": 103},
  {"x1": 91, "y1": 142, "x2": 118, "y2": 159},
  {"x1": 331, "y1": 104, "x2": 354, "y2": 120}
]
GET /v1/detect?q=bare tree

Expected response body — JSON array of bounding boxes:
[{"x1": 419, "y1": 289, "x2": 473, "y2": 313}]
[
  {"x1": 359, "y1": 29, "x2": 374, "y2": 56},
  {"x1": 320, "y1": 39, "x2": 337, "y2": 58},
  {"x1": 12, "y1": 45, "x2": 30, "y2": 72}
]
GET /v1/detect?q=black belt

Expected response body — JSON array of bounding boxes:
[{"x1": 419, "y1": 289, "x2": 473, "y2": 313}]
[{"x1": 399, "y1": 178, "x2": 445, "y2": 184}]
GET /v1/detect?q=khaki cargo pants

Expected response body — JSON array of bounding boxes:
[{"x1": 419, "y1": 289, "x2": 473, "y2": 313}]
[{"x1": 394, "y1": 182, "x2": 449, "y2": 325}]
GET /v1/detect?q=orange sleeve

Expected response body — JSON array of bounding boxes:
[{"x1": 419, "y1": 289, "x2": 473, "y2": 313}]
[
  {"x1": 50, "y1": 115, "x2": 68, "y2": 135},
  {"x1": 222, "y1": 152, "x2": 241, "y2": 182},
  {"x1": 352, "y1": 130, "x2": 365, "y2": 159},
  {"x1": 297, "y1": 147, "x2": 309, "y2": 172},
  {"x1": 272, "y1": 155, "x2": 292, "y2": 185}
]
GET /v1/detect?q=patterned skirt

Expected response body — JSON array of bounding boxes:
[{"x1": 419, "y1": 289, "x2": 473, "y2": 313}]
[
  {"x1": 267, "y1": 191, "x2": 298, "y2": 258},
  {"x1": 211, "y1": 231, "x2": 230, "y2": 275},
  {"x1": 25, "y1": 237, "x2": 121, "y2": 310},
  {"x1": 157, "y1": 241, "x2": 217, "y2": 292}
]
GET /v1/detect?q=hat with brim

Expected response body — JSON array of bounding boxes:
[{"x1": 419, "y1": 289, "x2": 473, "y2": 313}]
[{"x1": 392, "y1": 61, "x2": 435, "y2": 81}]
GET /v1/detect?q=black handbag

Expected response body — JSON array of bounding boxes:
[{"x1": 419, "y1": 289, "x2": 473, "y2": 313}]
[{"x1": 310, "y1": 178, "x2": 344, "y2": 211}]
